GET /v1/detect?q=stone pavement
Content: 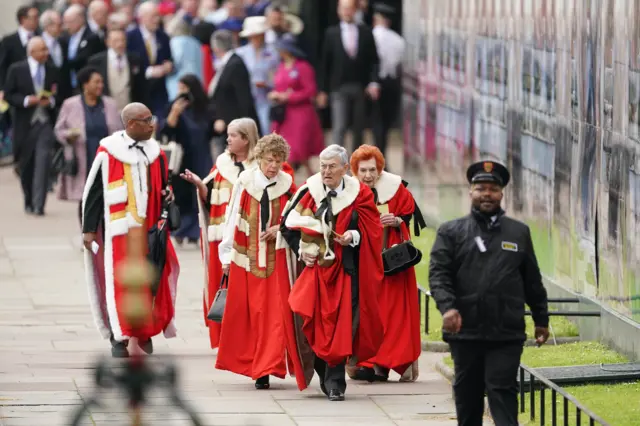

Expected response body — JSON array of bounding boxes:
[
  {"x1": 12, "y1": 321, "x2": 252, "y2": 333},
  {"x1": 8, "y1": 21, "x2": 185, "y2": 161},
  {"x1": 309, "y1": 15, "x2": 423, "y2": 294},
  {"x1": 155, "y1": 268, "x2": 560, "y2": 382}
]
[{"x1": 0, "y1": 165, "x2": 482, "y2": 426}]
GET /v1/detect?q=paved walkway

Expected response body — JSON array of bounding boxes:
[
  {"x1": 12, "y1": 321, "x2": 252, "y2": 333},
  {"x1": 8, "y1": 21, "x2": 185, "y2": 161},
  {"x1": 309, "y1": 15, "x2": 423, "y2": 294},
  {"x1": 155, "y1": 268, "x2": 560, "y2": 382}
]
[{"x1": 0, "y1": 162, "x2": 476, "y2": 426}]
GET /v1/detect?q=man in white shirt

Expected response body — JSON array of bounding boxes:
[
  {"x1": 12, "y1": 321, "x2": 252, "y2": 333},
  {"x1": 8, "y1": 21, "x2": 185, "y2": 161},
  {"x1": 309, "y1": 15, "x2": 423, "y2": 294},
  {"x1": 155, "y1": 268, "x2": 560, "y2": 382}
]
[
  {"x1": 88, "y1": 0, "x2": 109, "y2": 41},
  {"x1": 40, "y1": 10, "x2": 65, "y2": 69},
  {"x1": 0, "y1": 5, "x2": 40, "y2": 97},
  {"x1": 371, "y1": 3, "x2": 405, "y2": 159}
]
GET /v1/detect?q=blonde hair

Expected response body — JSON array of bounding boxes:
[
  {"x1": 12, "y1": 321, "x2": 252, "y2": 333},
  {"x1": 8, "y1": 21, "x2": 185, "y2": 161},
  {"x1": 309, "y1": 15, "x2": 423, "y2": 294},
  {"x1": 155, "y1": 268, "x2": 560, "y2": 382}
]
[
  {"x1": 227, "y1": 118, "x2": 259, "y2": 162},
  {"x1": 254, "y1": 133, "x2": 291, "y2": 162}
]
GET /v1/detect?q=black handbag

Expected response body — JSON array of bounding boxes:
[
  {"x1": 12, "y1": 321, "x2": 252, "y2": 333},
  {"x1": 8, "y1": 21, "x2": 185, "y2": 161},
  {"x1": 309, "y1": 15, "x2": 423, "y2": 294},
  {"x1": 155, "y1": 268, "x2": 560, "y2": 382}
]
[
  {"x1": 381, "y1": 227, "x2": 423, "y2": 276},
  {"x1": 147, "y1": 211, "x2": 168, "y2": 296},
  {"x1": 207, "y1": 274, "x2": 228, "y2": 323},
  {"x1": 269, "y1": 103, "x2": 286, "y2": 124},
  {"x1": 63, "y1": 150, "x2": 79, "y2": 177}
]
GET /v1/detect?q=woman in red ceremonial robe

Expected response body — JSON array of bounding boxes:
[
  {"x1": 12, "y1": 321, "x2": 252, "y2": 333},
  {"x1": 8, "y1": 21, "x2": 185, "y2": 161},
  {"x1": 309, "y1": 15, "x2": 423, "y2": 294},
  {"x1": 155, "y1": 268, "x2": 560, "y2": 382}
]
[
  {"x1": 279, "y1": 144, "x2": 384, "y2": 401},
  {"x1": 215, "y1": 133, "x2": 296, "y2": 389},
  {"x1": 348, "y1": 145, "x2": 426, "y2": 382},
  {"x1": 82, "y1": 103, "x2": 180, "y2": 358},
  {"x1": 182, "y1": 118, "x2": 259, "y2": 349}
]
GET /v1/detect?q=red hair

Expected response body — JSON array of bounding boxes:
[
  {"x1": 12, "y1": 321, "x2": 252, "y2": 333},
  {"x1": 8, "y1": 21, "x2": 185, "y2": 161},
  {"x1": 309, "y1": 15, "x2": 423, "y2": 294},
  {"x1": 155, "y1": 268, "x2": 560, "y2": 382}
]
[{"x1": 350, "y1": 145, "x2": 385, "y2": 175}]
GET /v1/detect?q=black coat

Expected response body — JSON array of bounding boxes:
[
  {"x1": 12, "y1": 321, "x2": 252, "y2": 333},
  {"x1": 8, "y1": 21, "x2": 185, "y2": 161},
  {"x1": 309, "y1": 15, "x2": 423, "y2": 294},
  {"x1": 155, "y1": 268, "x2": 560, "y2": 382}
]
[
  {"x1": 208, "y1": 53, "x2": 259, "y2": 136},
  {"x1": 428, "y1": 209, "x2": 549, "y2": 342},
  {"x1": 4, "y1": 60, "x2": 61, "y2": 164},
  {"x1": 60, "y1": 27, "x2": 106, "y2": 92},
  {"x1": 88, "y1": 51, "x2": 147, "y2": 105},
  {"x1": 0, "y1": 32, "x2": 30, "y2": 90}
]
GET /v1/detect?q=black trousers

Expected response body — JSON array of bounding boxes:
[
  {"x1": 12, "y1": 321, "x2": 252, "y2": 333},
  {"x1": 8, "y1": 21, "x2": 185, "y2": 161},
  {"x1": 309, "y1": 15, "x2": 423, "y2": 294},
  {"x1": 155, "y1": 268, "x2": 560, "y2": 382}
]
[
  {"x1": 373, "y1": 77, "x2": 401, "y2": 159},
  {"x1": 314, "y1": 356, "x2": 346, "y2": 394},
  {"x1": 20, "y1": 120, "x2": 54, "y2": 211},
  {"x1": 449, "y1": 340, "x2": 524, "y2": 426}
]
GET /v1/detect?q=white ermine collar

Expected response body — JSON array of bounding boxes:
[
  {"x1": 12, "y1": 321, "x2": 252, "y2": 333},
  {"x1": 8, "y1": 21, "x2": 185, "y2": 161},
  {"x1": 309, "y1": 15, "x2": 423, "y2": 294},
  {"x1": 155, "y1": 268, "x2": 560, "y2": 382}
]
[
  {"x1": 306, "y1": 173, "x2": 360, "y2": 215},
  {"x1": 215, "y1": 150, "x2": 257, "y2": 185},
  {"x1": 374, "y1": 171, "x2": 402, "y2": 204},
  {"x1": 100, "y1": 131, "x2": 161, "y2": 165},
  {"x1": 238, "y1": 168, "x2": 293, "y2": 201}
]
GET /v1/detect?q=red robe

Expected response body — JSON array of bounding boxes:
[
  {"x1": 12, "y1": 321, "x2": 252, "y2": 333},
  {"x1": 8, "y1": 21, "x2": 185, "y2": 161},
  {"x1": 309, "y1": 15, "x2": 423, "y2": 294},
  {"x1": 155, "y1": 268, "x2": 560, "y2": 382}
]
[
  {"x1": 215, "y1": 168, "x2": 296, "y2": 379},
  {"x1": 359, "y1": 172, "x2": 422, "y2": 377},
  {"x1": 82, "y1": 132, "x2": 179, "y2": 341},
  {"x1": 197, "y1": 152, "x2": 256, "y2": 348},
  {"x1": 281, "y1": 173, "x2": 384, "y2": 390}
]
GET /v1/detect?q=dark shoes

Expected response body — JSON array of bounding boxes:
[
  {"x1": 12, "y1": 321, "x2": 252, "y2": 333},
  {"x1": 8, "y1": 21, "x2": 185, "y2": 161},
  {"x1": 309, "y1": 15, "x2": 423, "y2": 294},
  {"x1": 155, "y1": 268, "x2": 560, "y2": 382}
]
[
  {"x1": 328, "y1": 389, "x2": 345, "y2": 401},
  {"x1": 255, "y1": 375, "x2": 270, "y2": 390},
  {"x1": 111, "y1": 339, "x2": 129, "y2": 358},
  {"x1": 139, "y1": 338, "x2": 153, "y2": 355}
]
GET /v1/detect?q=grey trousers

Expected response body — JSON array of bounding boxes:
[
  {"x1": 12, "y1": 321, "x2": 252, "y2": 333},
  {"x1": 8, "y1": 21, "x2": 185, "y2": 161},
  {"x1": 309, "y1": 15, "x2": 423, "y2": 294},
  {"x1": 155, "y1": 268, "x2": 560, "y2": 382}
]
[
  {"x1": 330, "y1": 83, "x2": 367, "y2": 149},
  {"x1": 20, "y1": 120, "x2": 54, "y2": 211}
]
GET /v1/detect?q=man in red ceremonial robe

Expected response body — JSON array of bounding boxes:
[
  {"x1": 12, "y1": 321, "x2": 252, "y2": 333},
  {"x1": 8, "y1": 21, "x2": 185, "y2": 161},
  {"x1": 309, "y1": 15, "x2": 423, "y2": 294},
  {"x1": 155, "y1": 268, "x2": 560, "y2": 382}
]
[
  {"x1": 82, "y1": 102, "x2": 180, "y2": 358},
  {"x1": 215, "y1": 134, "x2": 296, "y2": 390},
  {"x1": 279, "y1": 144, "x2": 384, "y2": 401},
  {"x1": 348, "y1": 145, "x2": 426, "y2": 382}
]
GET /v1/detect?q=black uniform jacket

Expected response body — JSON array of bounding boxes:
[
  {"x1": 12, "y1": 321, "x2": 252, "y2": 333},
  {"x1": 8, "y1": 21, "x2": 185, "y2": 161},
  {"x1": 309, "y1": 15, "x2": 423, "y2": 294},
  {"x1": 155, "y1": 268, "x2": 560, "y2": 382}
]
[{"x1": 428, "y1": 209, "x2": 549, "y2": 342}]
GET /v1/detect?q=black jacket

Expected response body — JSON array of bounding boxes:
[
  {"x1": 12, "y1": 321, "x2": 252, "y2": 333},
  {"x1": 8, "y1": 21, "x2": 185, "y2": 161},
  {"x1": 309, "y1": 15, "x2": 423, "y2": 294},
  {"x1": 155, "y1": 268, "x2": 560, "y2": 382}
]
[{"x1": 429, "y1": 209, "x2": 549, "y2": 342}]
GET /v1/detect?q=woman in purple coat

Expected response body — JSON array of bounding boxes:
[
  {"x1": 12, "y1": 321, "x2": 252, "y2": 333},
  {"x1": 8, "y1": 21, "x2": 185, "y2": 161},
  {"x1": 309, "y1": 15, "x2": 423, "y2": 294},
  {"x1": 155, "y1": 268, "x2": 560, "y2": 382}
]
[{"x1": 268, "y1": 35, "x2": 324, "y2": 174}]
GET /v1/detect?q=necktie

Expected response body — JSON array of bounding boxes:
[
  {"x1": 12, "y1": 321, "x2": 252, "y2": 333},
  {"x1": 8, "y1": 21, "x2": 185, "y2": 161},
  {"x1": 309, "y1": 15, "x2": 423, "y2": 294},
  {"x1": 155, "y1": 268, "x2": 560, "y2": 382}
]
[
  {"x1": 145, "y1": 38, "x2": 155, "y2": 65},
  {"x1": 347, "y1": 25, "x2": 357, "y2": 57},
  {"x1": 315, "y1": 190, "x2": 338, "y2": 226},
  {"x1": 52, "y1": 40, "x2": 61, "y2": 67},
  {"x1": 117, "y1": 55, "x2": 124, "y2": 73},
  {"x1": 69, "y1": 36, "x2": 79, "y2": 88},
  {"x1": 235, "y1": 162, "x2": 245, "y2": 173},
  {"x1": 371, "y1": 188, "x2": 379, "y2": 205},
  {"x1": 260, "y1": 182, "x2": 277, "y2": 232},
  {"x1": 34, "y1": 65, "x2": 44, "y2": 91}
]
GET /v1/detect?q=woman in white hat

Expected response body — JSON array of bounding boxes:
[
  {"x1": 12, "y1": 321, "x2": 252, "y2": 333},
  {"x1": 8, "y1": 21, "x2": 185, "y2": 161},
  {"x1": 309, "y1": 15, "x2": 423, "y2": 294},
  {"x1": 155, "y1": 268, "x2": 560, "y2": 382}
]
[{"x1": 235, "y1": 16, "x2": 281, "y2": 136}]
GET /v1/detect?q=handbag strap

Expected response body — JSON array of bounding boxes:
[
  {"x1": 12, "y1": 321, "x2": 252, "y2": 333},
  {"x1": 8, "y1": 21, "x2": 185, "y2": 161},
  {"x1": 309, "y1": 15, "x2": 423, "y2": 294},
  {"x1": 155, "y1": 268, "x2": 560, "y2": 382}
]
[
  {"x1": 382, "y1": 222, "x2": 406, "y2": 250},
  {"x1": 219, "y1": 273, "x2": 228, "y2": 289}
]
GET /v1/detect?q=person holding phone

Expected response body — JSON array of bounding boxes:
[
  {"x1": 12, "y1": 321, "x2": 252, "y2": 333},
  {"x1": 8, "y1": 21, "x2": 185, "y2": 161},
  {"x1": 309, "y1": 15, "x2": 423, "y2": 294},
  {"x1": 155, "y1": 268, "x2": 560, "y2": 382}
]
[{"x1": 158, "y1": 73, "x2": 214, "y2": 247}]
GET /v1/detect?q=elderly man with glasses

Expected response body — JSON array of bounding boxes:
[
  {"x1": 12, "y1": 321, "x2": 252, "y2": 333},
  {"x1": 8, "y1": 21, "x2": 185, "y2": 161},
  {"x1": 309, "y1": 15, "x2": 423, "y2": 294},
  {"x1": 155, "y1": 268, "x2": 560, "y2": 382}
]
[
  {"x1": 279, "y1": 144, "x2": 384, "y2": 401},
  {"x1": 81, "y1": 102, "x2": 180, "y2": 358}
]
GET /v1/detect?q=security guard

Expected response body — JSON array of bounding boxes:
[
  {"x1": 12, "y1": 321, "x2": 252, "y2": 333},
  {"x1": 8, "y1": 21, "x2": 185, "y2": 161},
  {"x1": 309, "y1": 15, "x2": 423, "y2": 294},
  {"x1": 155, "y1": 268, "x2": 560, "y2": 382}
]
[{"x1": 429, "y1": 160, "x2": 550, "y2": 426}]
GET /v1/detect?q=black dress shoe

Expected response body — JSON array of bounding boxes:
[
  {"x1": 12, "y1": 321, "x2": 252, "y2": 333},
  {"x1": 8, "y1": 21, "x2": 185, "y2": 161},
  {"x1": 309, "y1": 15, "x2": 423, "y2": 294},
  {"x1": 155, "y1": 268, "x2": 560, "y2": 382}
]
[
  {"x1": 25, "y1": 205, "x2": 33, "y2": 214},
  {"x1": 34, "y1": 209, "x2": 44, "y2": 216},
  {"x1": 328, "y1": 389, "x2": 345, "y2": 401},
  {"x1": 351, "y1": 367, "x2": 376, "y2": 382},
  {"x1": 111, "y1": 341, "x2": 129, "y2": 358},
  {"x1": 255, "y1": 375, "x2": 270, "y2": 389},
  {"x1": 139, "y1": 338, "x2": 153, "y2": 355}
]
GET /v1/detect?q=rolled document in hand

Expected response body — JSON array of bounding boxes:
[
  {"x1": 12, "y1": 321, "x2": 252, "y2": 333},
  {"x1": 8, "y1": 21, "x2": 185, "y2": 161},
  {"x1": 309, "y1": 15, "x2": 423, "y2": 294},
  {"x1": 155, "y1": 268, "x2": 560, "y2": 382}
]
[{"x1": 91, "y1": 241, "x2": 100, "y2": 255}]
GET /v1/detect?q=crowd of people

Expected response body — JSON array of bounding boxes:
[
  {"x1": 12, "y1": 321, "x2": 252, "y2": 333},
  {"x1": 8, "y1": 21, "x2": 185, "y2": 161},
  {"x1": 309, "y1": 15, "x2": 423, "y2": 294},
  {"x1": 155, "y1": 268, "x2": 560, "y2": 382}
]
[{"x1": 1, "y1": 0, "x2": 554, "y2": 422}]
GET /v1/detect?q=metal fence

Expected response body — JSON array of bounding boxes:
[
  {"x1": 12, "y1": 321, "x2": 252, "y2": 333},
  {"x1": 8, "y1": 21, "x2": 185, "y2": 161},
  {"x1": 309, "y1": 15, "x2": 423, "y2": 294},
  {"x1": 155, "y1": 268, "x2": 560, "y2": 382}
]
[{"x1": 519, "y1": 364, "x2": 610, "y2": 426}]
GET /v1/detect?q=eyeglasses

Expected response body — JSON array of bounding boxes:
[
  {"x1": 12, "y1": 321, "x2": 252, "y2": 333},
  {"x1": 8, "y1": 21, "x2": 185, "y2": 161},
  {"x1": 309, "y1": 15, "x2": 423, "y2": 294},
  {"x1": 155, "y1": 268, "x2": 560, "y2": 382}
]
[
  {"x1": 319, "y1": 163, "x2": 340, "y2": 172},
  {"x1": 131, "y1": 115, "x2": 157, "y2": 125}
]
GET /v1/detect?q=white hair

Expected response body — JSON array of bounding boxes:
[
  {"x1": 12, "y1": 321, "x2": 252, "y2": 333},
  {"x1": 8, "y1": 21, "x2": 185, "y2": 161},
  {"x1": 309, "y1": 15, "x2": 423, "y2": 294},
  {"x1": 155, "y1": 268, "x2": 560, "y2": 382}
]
[
  {"x1": 137, "y1": 1, "x2": 157, "y2": 18},
  {"x1": 108, "y1": 12, "x2": 128, "y2": 28},
  {"x1": 319, "y1": 144, "x2": 349, "y2": 166},
  {"x1": 89, "y1": 0, "x2": 108, "y2": 15},
  {"x1": 211, "y1": 29, "x2": 234, "y2": 52},
  {"x1": 64, "y1": 4, "x2": 86, "y2": 20},
  {"x1": 39, "y1": 10, "x2": 60, "y2": 29}
]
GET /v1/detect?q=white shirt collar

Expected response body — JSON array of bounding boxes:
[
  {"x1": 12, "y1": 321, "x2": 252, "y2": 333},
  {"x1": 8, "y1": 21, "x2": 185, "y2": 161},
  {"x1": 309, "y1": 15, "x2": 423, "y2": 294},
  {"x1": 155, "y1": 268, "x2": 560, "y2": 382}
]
[
  {"x1": 27, "y1": 56, "x2": 42, "y2": 76},
  {"x1": 88, "y1": 19, "x2": 100, "y2": 34},
  {"x1": 42, "y1": 32, "x2": 56, "y2": 47},
  {"x1": 340, "y1": 21, "x2": 357, "y2": 30},
  {"x1": 17, "y1": 26, "x2": 33, "y2": 46},
  {"x1": 220, "y1": 50, "x2": 234, "y2": 67},
  {"x1": 108, "y1": 48, "x2": 127, "y2": 62},
  {"x1": 325, "y1": 179, "x2": 345, "y2": 195},
  {"x1": 140, "y1": 26, "x2": 155, "y2": 41},
  {"x1": 71, "y1": 26, "x2": 86, "y2": 43}
]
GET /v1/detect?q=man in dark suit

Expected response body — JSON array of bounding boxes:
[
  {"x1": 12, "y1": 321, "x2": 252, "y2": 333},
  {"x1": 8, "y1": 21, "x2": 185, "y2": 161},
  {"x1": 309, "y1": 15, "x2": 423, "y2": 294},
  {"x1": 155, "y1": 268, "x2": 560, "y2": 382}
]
[
  {"x1": 61, "y1": 4, "x2": 106, "y2": 95},
  {"x1": 4, "y1": 37, "x2": 61, "y2": 216},
  {"x1": 166, "y1": 0, "x2": 216, "y2": 44},
  {"x1": 89, "y1": 29, "x2": 146, "y2": 113},
  {"x1": 0, "y1": 4, "x2": 40, "y2": 94},
  {"x1": 207, "y1": 29, "x2": 259, "y2": 143},
  {"x1": 126, "y1": 1, "x2": 173, "y2": 117},
  {"x1": 87, "y1": 0, "x2": 109, "y2": 42},
  {"x1": 317, "y1": 0, "x2": 379, "y2": 149}
]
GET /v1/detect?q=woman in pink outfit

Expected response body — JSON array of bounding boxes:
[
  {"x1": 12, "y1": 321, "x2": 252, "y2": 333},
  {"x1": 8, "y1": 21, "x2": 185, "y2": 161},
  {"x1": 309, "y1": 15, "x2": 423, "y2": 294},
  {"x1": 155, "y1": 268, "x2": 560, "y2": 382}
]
[{"x1": 269, "y1": 34, "x2": 324, "y2": 174}]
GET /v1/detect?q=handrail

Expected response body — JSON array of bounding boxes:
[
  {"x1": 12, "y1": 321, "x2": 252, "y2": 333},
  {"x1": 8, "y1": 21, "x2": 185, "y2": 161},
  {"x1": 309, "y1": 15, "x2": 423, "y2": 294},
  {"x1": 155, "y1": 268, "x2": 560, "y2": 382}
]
[{"x1": 519, "y1": 363, "x2": 610, "y2": 426}]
